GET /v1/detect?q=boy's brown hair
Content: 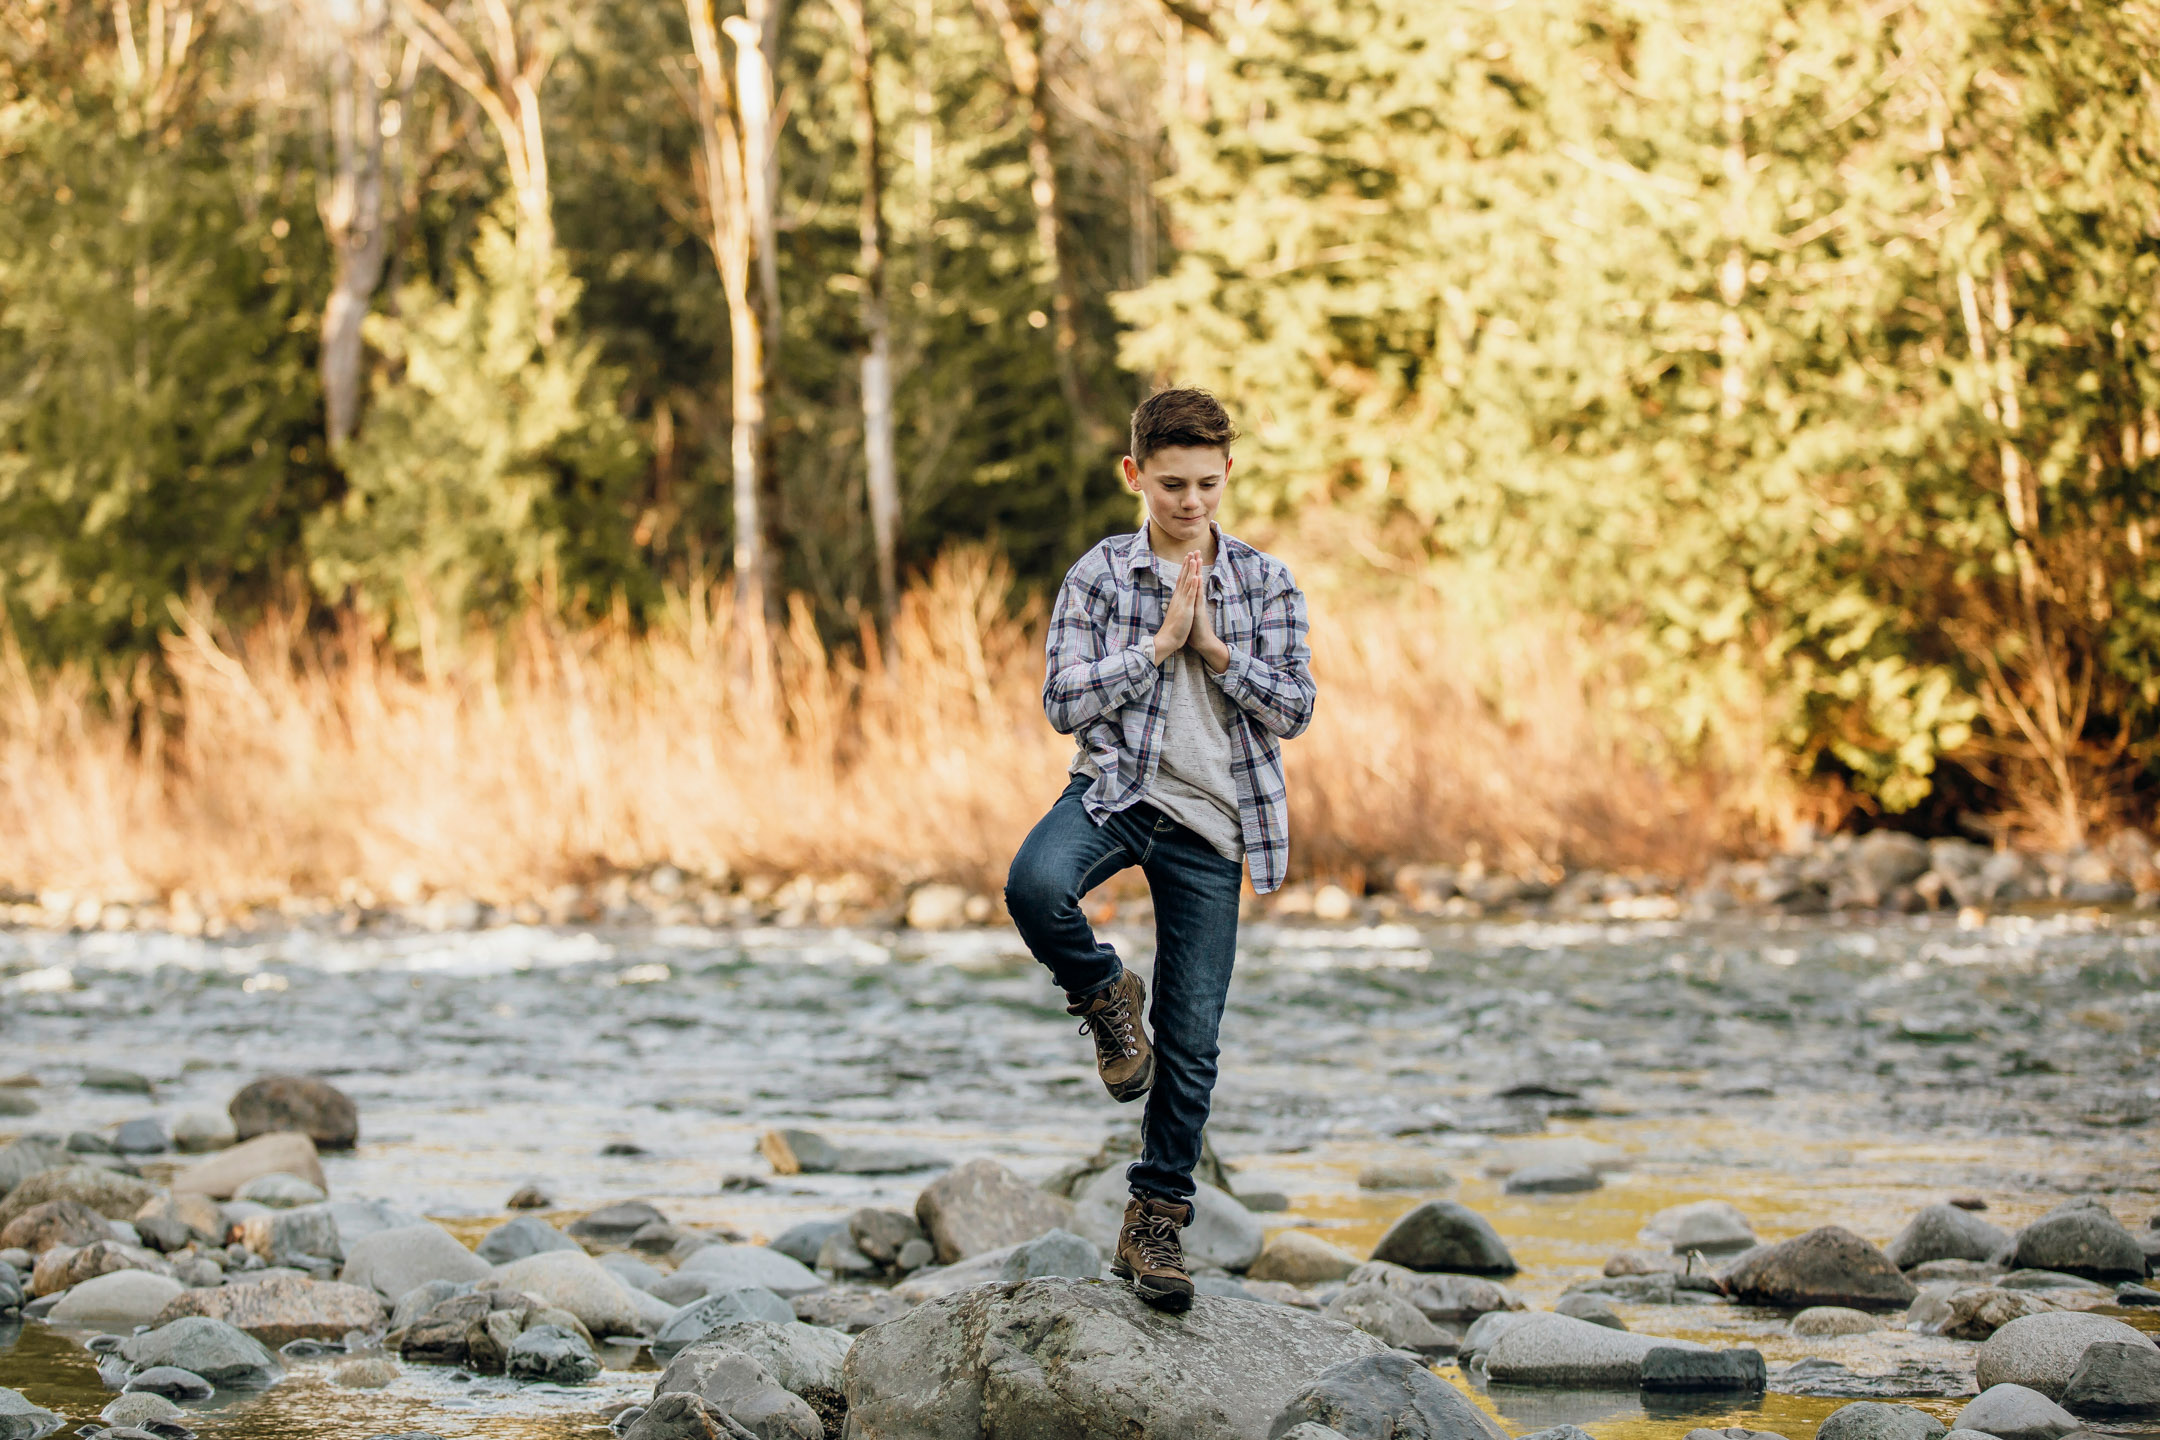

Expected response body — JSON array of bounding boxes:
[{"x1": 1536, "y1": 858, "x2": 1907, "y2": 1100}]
[{"x1": 1130, "y1": 388, "x2": 1237, "y2": 466}]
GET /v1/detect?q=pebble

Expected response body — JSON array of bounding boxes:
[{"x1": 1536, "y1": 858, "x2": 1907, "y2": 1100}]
[
  {"x1": 153, "y1": 1269, "x2": 387, "y2": 1346},
  {"x1": 168, "y1": 1112, "x2": 235, "y2": 1155},
  {"x1": 2010, "y1": 1201, "x2": 2148, "y2": 1282},
  {"x1": 1793, "y1": 1306, "x2": 1884, "y2": 1337},
  {"x1": 1271, "y1": 1350, "x2": 1504, "y2": 1440},
  {"x1": 1719, "y1": 1226, "x2": 1917, "y2": 1310},
  {"x1": 477, "y1": 1215, "x2": 582, "y2": 1265},
  {"x1": 1640, "y1": 1345, "x2": 1768, "y2": 1393},
  {"x1": 1886, "y1": 1203, "x2": 2012, "y2": 1269},
  {"x1": 1, "y1": 1198, "x2": 115, "y2": 1252},
  {"x1": 1482, "y1": 1313, "x2": 1707, "y2": 1386},
  {"x1": 505, "y1": 1184, "x2": 552, "y2": 1210},
  {"x1": 1503, "y1": 1163, "x2": 1601, "y2": 1195},
  {"x1": 173, "y1": 1133, "x2": 326, "y2": 1200},
  {"x1": 675, "y1": 1243, "x2": 826, "y2": 1299},
  {"x1": 1645, "y1": 1200, "x2": 1759, "y2": 1256},
  {"x1": 1324, "y1": 1282, "x2": 1453, "y2": 1355},
  {"x1": 49, "y1": 1270, "x2": 186, "y2": 1328},
  {"x1": 0, "y1": 1388, "x2": 62, "y2": 1440},
  {"x1": 82, "y1": 1068, "x2": 154, "y2": 1095},
  {"x1": 488, "y1": 1250, "x2": 646, "y2": 1339},
  {"x1": 599, "y1": 1251, "x2": 666, "y2": 1293},
  {"x1": 565, "y1": 1200, "x2": 667, "y2": 1245},
  {"x1": 0, "y1": 1166, "x2": 159, "y2": 1228},
  {"x1": 768, "y1": 1220, "x2": 843, "y2": 1268},
  {"x1": 111, "y1": 1119, "x2": 169, "y2": 1156},
  {"x1": 120, "y1": 1318, "x2": 284, "y2": 1389},
  {"x1": 1356, "y1": 1158, "x2": 1455, "y2": 1191}
]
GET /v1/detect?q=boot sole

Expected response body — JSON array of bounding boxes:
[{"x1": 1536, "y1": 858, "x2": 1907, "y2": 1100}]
[
  {"x1": 1111, "y1": 1260, "x2": 1193, "y2": 1312},
  {"x1": 1105, "y1": 1051, "x2": 1154, "y2": 1103}
]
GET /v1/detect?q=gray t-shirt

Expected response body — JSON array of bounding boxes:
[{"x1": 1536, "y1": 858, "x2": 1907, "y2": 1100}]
[{"x1": 1073, "y1": 558, "x2": 1245, "y2": 863}]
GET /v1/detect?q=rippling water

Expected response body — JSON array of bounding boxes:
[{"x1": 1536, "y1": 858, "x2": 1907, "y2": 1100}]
[{"x1": 2, "y1": 911, "x2": 2156, "y2": 1438}]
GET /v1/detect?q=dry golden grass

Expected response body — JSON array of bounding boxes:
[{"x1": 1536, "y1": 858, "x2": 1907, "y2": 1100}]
[{"x1": 0, "y1": 548, "x2": 1768, "y2": 910}]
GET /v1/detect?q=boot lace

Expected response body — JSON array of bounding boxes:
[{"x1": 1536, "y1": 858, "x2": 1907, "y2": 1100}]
[
  {"x1": 1130, "y1": 1209, "x2": 1185, "y2": 1271},
  {"x1": 1078, "y1": 988, "x2": 1140, "y2": 1063}
]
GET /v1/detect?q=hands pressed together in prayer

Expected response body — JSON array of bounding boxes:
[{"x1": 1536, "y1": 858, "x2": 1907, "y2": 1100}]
[{"x1": 1152, "y1": 549, "x2": 1230, "y2": 673}]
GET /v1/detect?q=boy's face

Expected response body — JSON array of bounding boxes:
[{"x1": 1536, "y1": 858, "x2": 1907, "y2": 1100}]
[{"x1": 1123, "y1": 445, "x2": 1231, "y2": 548}]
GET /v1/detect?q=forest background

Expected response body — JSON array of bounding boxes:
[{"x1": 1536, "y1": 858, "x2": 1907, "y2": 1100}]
[{"x1": 5, "y1": 0, "x2": 2160, "y2": 913}]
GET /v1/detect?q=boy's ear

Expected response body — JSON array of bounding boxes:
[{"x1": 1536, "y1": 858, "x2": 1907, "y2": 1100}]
[{"x1": 1121, "y1": 455, "x2": 1142, "y2": 490}]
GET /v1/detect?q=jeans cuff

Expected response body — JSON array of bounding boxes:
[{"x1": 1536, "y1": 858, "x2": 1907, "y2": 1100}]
[{"x1": 1065, "y1": 957, "x2": 1125, "y2": 1005}]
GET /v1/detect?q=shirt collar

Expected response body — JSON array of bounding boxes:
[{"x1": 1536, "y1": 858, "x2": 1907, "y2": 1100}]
[{"x1": 1123, "y1": 523, "x2": 1234, "y2": 593}]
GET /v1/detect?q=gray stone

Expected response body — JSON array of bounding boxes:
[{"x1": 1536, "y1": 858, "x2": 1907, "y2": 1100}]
[
  {"x1": 621, "y1": 1392, "x2": 758, "y2": 1440},
  {"x1": 1685, "y1": 1430, "x2": 1788, "y2": 1440},
  {"x1": 651, "y1": 1343, "x2": 821, "y2": 1440},
  {"x1": 2060, "y1": 1341, "x2": 2160, "y2": 1418},
  {"x1": 1640, "y1": 1346, "x2": 1766, "y2": 1392},
  {"x1": 1324, "y1": 1282, "x2": 1453, "y2": 1355},
  {"x1": 601, "y1": 1251, "x2": 666, "y2": 1293},
  {"x1": 0, "y1": 1166, "x2": 160, "y2": 1227},
  {"x1": 478, "y1": 1215, "x2": 582, "y2": 1265},
  {"x1": 760, "y1": 1128, "x2": 947, "y2": 1176},
  {"x1": 915, "y1": 1158, "x2": 1076, "y2": 1265},
  {"x1": 2011, "y1": 1205, "x2": 2147, "y2": 1282},
  {"x1": 566, "y1": 1201, "x2": 667, "y2": 1245},
  {"x1": 173, "y1": 1133, "x2": 326, "y2": 1199},
  {"x1": 340, "y1": 1223, "x2": 491, "y2": 1298},
  {"x1": 1793, "y1": 1306, "x2": 1882, "y2": 1337},
  {"x1": 388, "y1": 1278, "x2": 462, "y2": 1331},
  {"x1": 1816, "y1": 1404, "x2": 1947, "y2": 1440},
  {"x1": 816, "y1": 1229, "x2": 880, "y2": 1279},
  {"x1": 322, "y1": 1199, "x2": 421, "y2": 1251},
  {"x1": 1643, "y1": 1200, "x2": 1757, "y2": 1256},
  {"x1": 99, "y1": 1395, "x2": 184, "y2": 1428},
  {"x1": 2115, "y1": 1283, "x2": 2160, "y2": 1306},
  {"x1": 123, "y1": 1367, "x2": 213, "y2": 1400},
  {"x1": 48, "y1": 1269, "x2": 186, "y2": 1328},
  {"x1": 1554, "y1": 1293, "x2": 1625, "y2": 1329},
  {"x1": 652, "y1": 1288, "x2": 799, "y2": 1362},
  {"x1": 1250, "y1": 1232, "x2": 1361, "y2": 1286},
  {"x1": 1460, "y1": 1309, "x2": 1536, "y2": 1361},
  {"x1": 488, "y1": 1250, "x2": 644, "y2": 1338},
  {"x1": 234, "y1": 1173, "x2": 326, "y2": 1208},
  {"x1": 1519, "y1": 1429, "x2": 1596, "y2": 1440},
  {"x1": 228, "y1": 1075, "x2": 357, "y2": 1150},
  {"x1": 1719, "y1": 1227, "x2": 1917, "y2": 1310},
  {"x1": 1977, "y1": 1312, "x2": 2160, "y2": 1399},
  {"x1": 999, "y1": 1228, "x2": 1100, "y2": 1284},
  {"x1": 112, "y1": 1120, "x2": 169, "y2": 1156},
  {"x1": 848, "y1": 1208, "x2": 924, "y2": 1267},
  {"x1": 1482, "y1": 1313, "x2": 1708, "y2": 1386},
  {"x1": 768, "y1": 1221, "x2": 843, "y2": 1269},
  {"x1": 1503, "y1": 1163, "x2": 1600, "y2": 1195},
  {"x1": 1345, "y1": 1263, "x2": 1521, "y2": 1325},
  {"x1": 1277, "y1": 1427, "x2": 1351, "y2": 1440},
  {"x1": 168, "y1": 1112, "x2": 235, "y2": 1155},
  {"x1": 0, "y1": 1389, "x2": 59, "y2": 1440},
  {"x1": 152, "y1": 1269, "x2": 387, "y2": 1346},
  {"x1": 0, "y1": 1139, "x2": 72, "y2": 1198},
  {"x1": 238, "y1": 1204, "x2": 343, "y2": 1266},
  {"x1": 1852, "y1": 832, "x2": 1932, "y2": 900},
  {"x1": 677, "y1": 1244, "x2": 827, "y2": 1298},
  {"x1": 331, "y1": 1357, "x2": 400, "y2": 1388},
  {"x1": 1953, "y1": 1384, "x2": 2081, "y2": 1440},
  {"x1": 843, "y1": 1275, "x2": 1390, "y2": 1440},
  {"x1": 1369, "y1": 1201, "x2": 1516, "y2": 1275},
  {"x1": 84, "y1": 1067, "x2": 154, "y2": 1094},
  {"x1": 678, "y1": 1322, "x2": 853, "y2": 1419},
  {"x1": 650, "y1": 1273, "x2": 726, "y2": 1308},
  {"x1": 1997, "y1": 1270, "x2": 2108, "y2": 1293},
  {"x1": 506, "y1": 1323, "x2": 601, "y2": 1385},
  {"x1": 790, "y1": 1289, "x2": 911, "y2": 1335},
  {"x1": 1887, "y1": 1205, "x2": 2013, "y2": 1269},
  {"x1": 1269, "y1": 1351, "x2": 1505, "y2": 1440}
]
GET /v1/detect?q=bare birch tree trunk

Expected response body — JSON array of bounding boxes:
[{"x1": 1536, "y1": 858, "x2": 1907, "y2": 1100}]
[
  {"x1": 392, "y1": 0, "x2": 558, "y2": 338},
  {"x1": 316, "y1": 0, "x2": 392, "y2": 449},
  {"x1": 686, "y1": 0, "x2": 780, "y2": 638},
  {"x1": 832, "y1": 0, "x2": 899, "y2": 631}
]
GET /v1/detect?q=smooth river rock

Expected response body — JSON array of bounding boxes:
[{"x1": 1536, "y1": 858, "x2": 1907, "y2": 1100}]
[
  {"x1": 119, "y1": 1316, "x2": 284, "y2": 1388},
  {"x1": 677, "y1": 1243, "x2": 827, "y2": 1299},
  {"x1": 1, "y1": 1198, "x2": 114, "y2": 1253},
  {"x1": 229, "y1": 1074, "x2": 359, "y2": 1150},
  {"x1": 1976, "y1": 1312, "x2": 2160, "y2": 1399},
  {"x1": 1481, "y1": 1312, "x2": 1708, "y2": 1386},
  {"x1": 1269, "y1": 1351, "x2": 1505, "y2": 1440},
  {"x1": 647, "y1": 1344, "x2": 821, "y2": 1440},
  {"x1": 1793, "y1": 1306, "x2": 1883, "y2": 1337},
  {"x1": 1719, "y1": 1227, "x2": 1917, "y2": 1310},
  {"x1": 685, "y1": 1321, "x2": 853, "y2": 1420},
  {"x1": 2061, "y1": 1340, "x2": 2160, "y2": 1417},
  {"x1": 1248, "y1": 1231, "x2": 1360, "y2": 1286},
  {"x1": 842, "y1": 1276, "x2": 1391, "y2": 1440},
  {"x1": 488, "y1": 1250, "x2": 645, "y2": 1338},
  {"x1": 0, "y1": 1386, "x2": 62, "y2": 1440},
  {"x1": 0, "y1": 1166, "x2": 159, "y2": 1229},
  {"x1": 173, "y1": 1132, "x2": 326, "y2": 1199},
  {"x1": 1815, "y1": 1403, "x2": 1946, "y2": 1440},
  {"x1": 915, "y1": 1158, "x2": 1075, "y2": 1265},
  {"x1": 1369, "y1": 1201, "x2": 1517, "y2": 1275},
  {"x1": 1642, "y1": 1200, "x2": 1757, "y2": 1256},
  {"x1": 2010, "y1": 1202, "x2": 2149, "y2": 1282},
  {"x1": 1952, "y1": 1383, "x2": 2080, "y2": 1440},
  {"x1": 653, "y1": 1288, "x2": 799, "y2": 1362},
  {"x1": 155, "y1": 1270, "x2": 387, "y2": 1345},
  {"x1": 340, "y1": 1222, "x2": 492, "y2": 1298},
  {"x1": 477, "y1": 1215, "x2": 583, "y2": 1265},
  {"x1": 1885, "y1": 1205, "x2": 2013, "y2": 1269},
  {"x1": 47, "y1": 1269, "x2": 186, "y2": 1328}
]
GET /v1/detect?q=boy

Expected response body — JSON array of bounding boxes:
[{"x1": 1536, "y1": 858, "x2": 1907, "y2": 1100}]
[{"x1": 1004, "y1": 388, "x2": 1316, "y2": 1311}]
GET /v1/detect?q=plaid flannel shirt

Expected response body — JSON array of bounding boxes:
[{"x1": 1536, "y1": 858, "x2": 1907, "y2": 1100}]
[{"x1": 1042, "y1": 525, "x2": 1315, "y2": 894}]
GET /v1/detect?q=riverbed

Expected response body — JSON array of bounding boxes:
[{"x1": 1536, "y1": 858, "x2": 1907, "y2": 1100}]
[{"x1": 2, "y1": 910, "x2": 2156, "y2": 1439}]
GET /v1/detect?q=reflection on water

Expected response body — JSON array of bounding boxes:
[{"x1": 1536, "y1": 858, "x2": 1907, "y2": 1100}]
[{"x1": 1, "y1": 910, "x2": 2155, "y2": 1438}]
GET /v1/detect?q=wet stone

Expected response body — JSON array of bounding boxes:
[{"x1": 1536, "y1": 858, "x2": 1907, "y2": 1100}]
[
  {"x1": 2060, "y1": 1341, "x2": 2160, "y2": 1418},
  {"x1": 331, "y1": 1357, "x2": 400, "y2": 1388},
  {"x1": 228, "y1": 1075, "x2": 358, "y2": 1150},
  {"x1": 1954, "y1": 1383, "x2": 2081, "y2": 1440},
  {"x1": 477, "y1": 1215, "x2": 581, "y2": 1265},
  {"x1": 565, "y1": 1200, "x2": 667, "y2": 1245},
  {"x1": 1369, "y1": 1200, "x2": 1517, "y2": 1275},
  {"x1": 1719, "y1": 1226, "x2": 1917, "y2": 1310},
  {"x1": 506, "y1": 1323, "x2": 601, "y2": 1384},
  {"x1": 123, "y1": 1368, "x2": 214, "y2": 1401},
  {"x1": 1271, "y1": 1351, "x2": 1505, "y2": 1440},
  {"x1": 1640, "y1": 1346, "x2": 1767, "y2": 1393},
  {"x1": 1815, "y1": 1403, "x2": 1949, "y2": 1440},
  {"x1": 1554, "y1": 1293, "x2": 1625, "y2": 1330},
  {"x1": 1886, "y1": 1204, "x2": 2012, "y2": 1269},
  {"x1": 1793, "y1": 1306, "x2": 1882, "y2": 1337}
]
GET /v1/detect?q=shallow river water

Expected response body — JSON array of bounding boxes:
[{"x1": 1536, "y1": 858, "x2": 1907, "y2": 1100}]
[{"x1": 2, "y1": 910, "x2": 2156, "y2": 1440}]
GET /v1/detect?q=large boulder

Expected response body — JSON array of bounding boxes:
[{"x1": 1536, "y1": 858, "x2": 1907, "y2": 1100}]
[
  {"x1": 0, "y1": 1166, "x2": 158, "y2": 1228},
  {"x1": 1268, "y1": 1351, "x2": 1505, "y2": 1440},
  {"x1": 1886, "y1": 1205, "x2": 2012, "y2": 1269},
  {"x1": 1369, "y1": 1202, "x2": 1516, "y2": 1275},
  {"x1": 229, "y1": 1075, "x2": 359, "y2": 1149},
  {"x1": 1952, "y1": 1384, "x2": 2080, "y2": 1440},
  {"x1": 1718, "y1": 1228, "x2": 1916, "y2": 1310},
  {"x1": 1977, "y1": 1312, "x2": 2160, "y2": 1399},
  {"x1": 677, "y1": 1244, "x2": 827, "y2": 1298},
  {"x1": 47, "y1": 1270, "x2": 186, "y2": 1329},
  {"x1": 1071, "y1": 1169, "x2": 1262, "y2": 1273},
  {"x1": 1480, "y1": 1313, "x2": 1707, "y2": 1386},
  {"x1": 1815, "y1": 1403, "x2": 1946, "y2": 1440},
  {"x1": 488, "y1": 1249, "x2": 645, "y2": 1339},
  {"x1": 2061, "y1": 1340, "x2": 2160, "y2": 1418},
  {"x1": 915, "y1": 1159, "x2": 1075, "y2": 1265},
  {"x1": 842, "y1": 1276, "x2": 1391, "y2": 1440},
  {"x1": 173, "y1": 1132, "x2": 326, "y2": 1199},
  {"x1": 340, "y1": 1222, "x2": 491, "y2": 1298},
  {"x1": 154, "y1": 1270, "x2": 387, "y2": 1345},
  {"x1": 2011, "y1": 1202, "x2": 2148, "y2": 1282},
  {"x1": 119, "y1": 1316, "x2": 284, "y2": 1388},
  {"x1": 647, "y1": 1343, "x2": 821, "y2": 1440},
  {"x1": 477, "y1": 1215, "x2": 582, "y2": 1265}
]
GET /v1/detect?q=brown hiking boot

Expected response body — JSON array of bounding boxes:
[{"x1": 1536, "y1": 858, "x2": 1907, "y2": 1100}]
[
  {"x1": 1067, "y1": 969, "x2": 1153, "y2": 1102},
  {"x1": 1111, "y1": 1195, "x2": 1194, "y2": 1311}
]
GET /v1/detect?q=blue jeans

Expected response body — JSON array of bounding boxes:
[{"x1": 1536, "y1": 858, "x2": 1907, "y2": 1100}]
[{"x1": 1004, "y1": 774, "x2": 1243, "y2": 1204}]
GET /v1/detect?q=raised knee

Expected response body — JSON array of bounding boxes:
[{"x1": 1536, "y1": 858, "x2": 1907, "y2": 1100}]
[{"x1": 1003, "y1": 859, "x2": 1066, "y2": 925}]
